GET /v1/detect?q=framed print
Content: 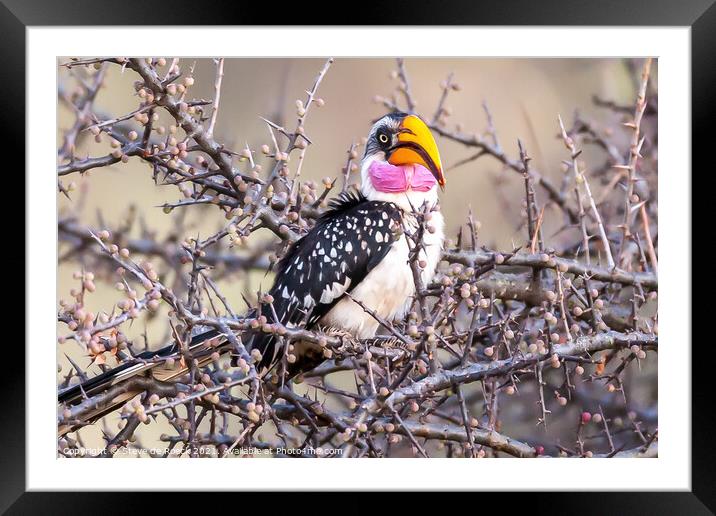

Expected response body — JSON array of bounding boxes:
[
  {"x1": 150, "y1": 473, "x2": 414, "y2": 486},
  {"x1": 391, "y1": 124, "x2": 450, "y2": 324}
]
[{"x1": 4, "y1": 0, "x2": 710, "y2": 512}]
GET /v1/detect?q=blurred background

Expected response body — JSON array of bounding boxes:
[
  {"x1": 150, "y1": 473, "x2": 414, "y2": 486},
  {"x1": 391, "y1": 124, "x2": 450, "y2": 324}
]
[{"x1": 58, "y1": 58, "x2": 656, "y2": 455}]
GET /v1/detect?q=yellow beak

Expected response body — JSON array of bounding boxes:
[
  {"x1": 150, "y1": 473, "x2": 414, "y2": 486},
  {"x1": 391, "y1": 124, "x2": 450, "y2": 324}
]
[{"x1": 388, "y1": 114, "x2": 445, "y2": 189}]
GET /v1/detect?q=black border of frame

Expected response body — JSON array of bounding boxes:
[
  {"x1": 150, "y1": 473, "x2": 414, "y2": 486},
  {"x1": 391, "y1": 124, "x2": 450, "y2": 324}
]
[{"x1": 2, "y1": 0, "x2": 710, "y2": 513}]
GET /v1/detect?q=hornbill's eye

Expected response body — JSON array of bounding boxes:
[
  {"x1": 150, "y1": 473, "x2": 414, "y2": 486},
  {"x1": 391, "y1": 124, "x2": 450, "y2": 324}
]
[{"x1": 377, "y1": 132, "x2": 390, "y2": 145}]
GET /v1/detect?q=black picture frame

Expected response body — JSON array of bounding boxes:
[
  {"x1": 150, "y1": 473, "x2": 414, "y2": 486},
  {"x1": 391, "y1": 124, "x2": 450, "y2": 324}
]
[{"x1": 4, "y1": 0, "x2": 708, "y2": 512}]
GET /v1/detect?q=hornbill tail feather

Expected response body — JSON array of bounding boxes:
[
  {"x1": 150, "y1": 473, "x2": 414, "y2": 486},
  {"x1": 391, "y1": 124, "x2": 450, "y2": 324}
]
[{"x1": 58, "y1": 329, "x2": 223, "y2": 436}]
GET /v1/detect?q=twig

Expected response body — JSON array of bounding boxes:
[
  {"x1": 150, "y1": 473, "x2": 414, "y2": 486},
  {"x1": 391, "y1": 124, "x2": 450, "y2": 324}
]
[
  {"x1": 558, "y1": 115, "x2": 615, "y2": 269},
  {"x1": 207, "y1": 58, "x2": 225, "y2": 138}
]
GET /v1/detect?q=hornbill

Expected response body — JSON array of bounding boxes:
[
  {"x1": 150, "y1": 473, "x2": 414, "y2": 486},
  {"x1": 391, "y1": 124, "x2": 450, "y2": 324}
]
[{"x1": 58, "y1": 112, "x2": 445, "y2": 435}]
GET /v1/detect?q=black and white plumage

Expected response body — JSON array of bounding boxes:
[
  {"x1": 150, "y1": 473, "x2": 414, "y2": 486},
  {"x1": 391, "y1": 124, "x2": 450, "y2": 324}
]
[{"x1": 249, "y1": 190, "x2": 404, "y2": 372}]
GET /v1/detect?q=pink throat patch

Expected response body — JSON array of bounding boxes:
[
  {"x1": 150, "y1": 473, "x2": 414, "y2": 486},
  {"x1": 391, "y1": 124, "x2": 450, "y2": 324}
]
[{"x1": 368, "y1": 161, "x2": 436, "y2": 193}]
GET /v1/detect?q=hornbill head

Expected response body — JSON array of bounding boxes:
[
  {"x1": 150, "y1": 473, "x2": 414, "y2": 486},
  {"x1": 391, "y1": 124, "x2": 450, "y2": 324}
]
[{"x1": 361, "y1": 112, "x2": 445, "y2": 196}]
